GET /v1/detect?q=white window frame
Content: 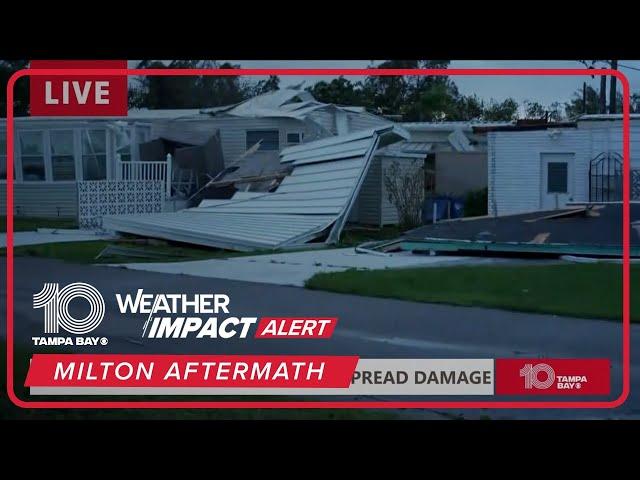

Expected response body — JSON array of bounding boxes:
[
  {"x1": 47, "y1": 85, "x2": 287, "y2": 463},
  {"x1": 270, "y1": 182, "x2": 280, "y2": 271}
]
[
  {"x1": 80, "y1": 128, "x2": 110, "y2": 181},
  {"x1": 0, "y1": 129, "x2": 9, "y2": 183},
  {"x1": 48, "y1": 128, "x2": 79, "y2": 183},
  {"x1": 18, "y1": 130, "x2": 47, "y2": 182},
  {"x1": 5, "y1": 125, "x2": 122, "y2": 184},
  {"x1": 246, "y1": 129, "x2": 280, "y2": 151},
  {"x1": 285, "y1": 131, "x2": 304, "y2": 145}
]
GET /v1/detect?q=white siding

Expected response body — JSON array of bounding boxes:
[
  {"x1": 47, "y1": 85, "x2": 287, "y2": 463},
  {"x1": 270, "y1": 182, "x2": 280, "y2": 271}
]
[
  {"x1": 489, "y1": 120, "x2": 640, "y2": 217},
  {"x1": 0, "y1": 183, "x2": 78, "y2": 218},
  {"x1": 353, "y1": 156, "x2": 382, "y2": 225},
  {"x1": 347, "y1": 112, "x2": 391, "y2": 133},
  {"x1": 150, "y1": 117, "x2": 322, "y2": 166}
]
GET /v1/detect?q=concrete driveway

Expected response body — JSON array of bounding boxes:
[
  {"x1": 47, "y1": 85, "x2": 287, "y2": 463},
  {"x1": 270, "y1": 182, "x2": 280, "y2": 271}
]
[{"x1": 112, "y1": 247, "x2": 518, "y2": 286}]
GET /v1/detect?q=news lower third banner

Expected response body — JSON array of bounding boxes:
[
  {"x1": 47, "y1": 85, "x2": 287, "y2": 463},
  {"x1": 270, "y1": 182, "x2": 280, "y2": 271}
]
[
  {"x1": 26, "y1": 356, "x2": 610, "y2": 396},
  {"x1": 23, "y1": 284, "x2": 611, "y2": 398}
]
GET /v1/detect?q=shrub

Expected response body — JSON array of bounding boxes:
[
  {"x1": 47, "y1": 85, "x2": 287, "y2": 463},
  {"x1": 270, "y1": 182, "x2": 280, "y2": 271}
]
[{"x1": 464, "y1": 187, "x2": 488, "y2": 217}]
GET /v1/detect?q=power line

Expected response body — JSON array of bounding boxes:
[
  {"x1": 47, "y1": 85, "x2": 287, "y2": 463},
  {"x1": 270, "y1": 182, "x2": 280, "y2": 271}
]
[{"x1": 617, "y1": 62, "x2": 640, "y2": 72}]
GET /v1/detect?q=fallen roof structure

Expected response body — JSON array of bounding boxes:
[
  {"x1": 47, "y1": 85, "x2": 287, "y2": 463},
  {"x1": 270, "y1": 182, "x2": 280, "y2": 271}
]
[
  {"x1": 102, "y1": 125, "x2": 408, "y2": 251},
  {"x1": 405, "y1": 204, "x2": 640, "y2": 246},
  {"x1": 360, "y1": 204, "x2": 640, "y2": 259}
]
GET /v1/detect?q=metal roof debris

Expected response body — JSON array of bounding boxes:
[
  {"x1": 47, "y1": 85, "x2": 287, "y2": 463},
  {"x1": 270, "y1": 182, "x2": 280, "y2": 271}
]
[{"x1": 102, "y1": 125, "x2": 409, "y2": 251}]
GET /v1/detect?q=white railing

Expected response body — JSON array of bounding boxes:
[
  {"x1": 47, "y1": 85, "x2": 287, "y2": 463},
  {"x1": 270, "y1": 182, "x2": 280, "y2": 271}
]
[{"x1": 117, "y1": 153, "x2": 173, "y2": 199}]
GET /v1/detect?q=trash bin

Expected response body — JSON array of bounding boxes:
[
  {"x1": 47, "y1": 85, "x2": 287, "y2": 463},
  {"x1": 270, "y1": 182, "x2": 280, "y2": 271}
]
[{"x1": 422, "y1": 196, "x2": 465, "y2": 224}]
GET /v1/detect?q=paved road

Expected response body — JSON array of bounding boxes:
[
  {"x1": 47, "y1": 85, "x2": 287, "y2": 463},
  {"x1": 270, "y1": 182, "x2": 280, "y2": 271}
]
[{"x1": 2, "y1": 257, "x2": 637, "y2": 419}]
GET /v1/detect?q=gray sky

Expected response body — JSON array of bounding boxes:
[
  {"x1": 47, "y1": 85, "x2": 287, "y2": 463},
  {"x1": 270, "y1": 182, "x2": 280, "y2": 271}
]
[{"x1": 130, "y1": 59, "x2": 640, "y2": 110}]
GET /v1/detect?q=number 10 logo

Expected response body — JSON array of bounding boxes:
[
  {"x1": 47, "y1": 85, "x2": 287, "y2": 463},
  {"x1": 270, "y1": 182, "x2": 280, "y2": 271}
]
[
  {"x1": 33, "y1": 282, "x2": 105, "y2": 334},
  {"x1": 519, "y1": 363, "x2": 556, "y2": 389}
]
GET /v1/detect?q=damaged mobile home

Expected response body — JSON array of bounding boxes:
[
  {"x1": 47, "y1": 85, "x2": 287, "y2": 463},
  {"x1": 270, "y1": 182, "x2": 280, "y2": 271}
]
[
  {"x1": 2, "y1": 87, "x2": 500, "y2": 239},
  {"x1": 0, "y1": 88, "x2": 393, "y2": 220},
  {"x1": 479, "y1": 114, "x2": 640, "y2": 217},
  {"x1": 103, "y1": 125, "x2": 409, "y2": 251}
]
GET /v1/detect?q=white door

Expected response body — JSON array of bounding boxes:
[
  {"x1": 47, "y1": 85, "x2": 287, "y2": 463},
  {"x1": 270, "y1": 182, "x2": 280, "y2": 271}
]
[{"x1": 540, "y1": 153, "x2": 574, "y2": 210}]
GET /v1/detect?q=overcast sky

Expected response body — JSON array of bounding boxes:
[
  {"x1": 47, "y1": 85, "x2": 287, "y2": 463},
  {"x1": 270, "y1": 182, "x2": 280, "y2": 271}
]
[{"x1": 131, "y1": 60, "x2": 640, "y2": 108}]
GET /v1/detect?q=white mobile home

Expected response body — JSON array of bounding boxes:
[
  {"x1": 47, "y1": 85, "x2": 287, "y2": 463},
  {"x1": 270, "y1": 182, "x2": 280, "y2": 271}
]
[
  {"x1": 0, "y1": 88, "x2": 391, "y2": 221},
  {"x1": 485, "y1": 115, "x2": 640, "y2": 217},
  {"x1": 0, "y1": 117, "x2": 154, "y2": 218}
]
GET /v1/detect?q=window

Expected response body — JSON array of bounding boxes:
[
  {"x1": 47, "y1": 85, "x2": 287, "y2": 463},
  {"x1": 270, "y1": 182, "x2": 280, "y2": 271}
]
[
  {"x1": 286, "y1": 132, "x2": 303, "y2": 144},
  {"x1": 50, "y1": 130, "x2": 76, "y2": 181},
  {"x1": 82, "y1": 129, "x2": 107, "y2": 180},
  {"x1": 0, "y1": 131, "x2": 7, "y2": 180},
  {"x1": 20, "y1": 131, "x2": 45, "y2": 181},
  {"x1": 246, "y1": 130, "x2": 279, "y2": 151},
  {"x1": 547, "y1": 162, "x2": 568, "y2": 193},
  {"x1": 114, "y1": 126, "x2": 132, "y2": 162}
]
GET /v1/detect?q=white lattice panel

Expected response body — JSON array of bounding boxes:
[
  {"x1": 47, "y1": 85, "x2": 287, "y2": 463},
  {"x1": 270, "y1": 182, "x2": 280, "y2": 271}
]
[{"x1": 78, "y1": 180, "x2": 164, "y2": 229}]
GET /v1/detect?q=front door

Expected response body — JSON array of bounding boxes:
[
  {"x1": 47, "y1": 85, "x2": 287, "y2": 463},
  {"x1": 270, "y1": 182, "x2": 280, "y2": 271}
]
[{"x1": 541, "y1": 153, "x2": 574, "y2": 210}]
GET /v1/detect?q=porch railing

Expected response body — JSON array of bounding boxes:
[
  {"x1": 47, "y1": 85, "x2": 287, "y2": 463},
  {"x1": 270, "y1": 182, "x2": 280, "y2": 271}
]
[{"x1": 116, "y1": 153, "x2": 173, "y2": 199}]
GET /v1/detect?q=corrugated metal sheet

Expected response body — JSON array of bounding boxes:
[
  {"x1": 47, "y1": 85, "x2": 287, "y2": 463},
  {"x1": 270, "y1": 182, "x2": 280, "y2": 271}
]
[
  {"x1": 103, "y1": 125, "x2": 408, "y2": 250},
  {"x1": 104, "y1": 212, "x2": 336, "y2": 251}
]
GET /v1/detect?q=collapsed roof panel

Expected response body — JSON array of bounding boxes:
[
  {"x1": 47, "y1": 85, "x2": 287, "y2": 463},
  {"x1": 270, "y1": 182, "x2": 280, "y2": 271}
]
[
  {"x1": 104, "y1": 212, "x2": 337, "y2": 251},
  {"x1": 102, "y1": 125, "x2": 408, "y2": 251}
]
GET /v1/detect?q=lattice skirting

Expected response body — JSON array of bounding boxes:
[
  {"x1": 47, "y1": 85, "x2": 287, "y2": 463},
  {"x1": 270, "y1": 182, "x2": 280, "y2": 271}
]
[
  {"x1": 632, "y1": 170, "x2": 640, "y2": 200},
  {"x1": 78, "y1": 180, "x2": 164, "y2": 229}
]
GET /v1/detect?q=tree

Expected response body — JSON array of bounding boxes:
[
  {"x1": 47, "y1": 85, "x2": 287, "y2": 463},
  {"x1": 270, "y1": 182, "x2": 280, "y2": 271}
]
[
  {"x1": 306, "y1": 77, "x2": 365, "y2": 106},
  {"x1": 1, "y1": 60, "x2": 29, "y2": 117},
  {"x1": 129, "y1": 60, "x2": 257, "y2": 109},
  {"x1": 361, "y1": 60, "x2": 461, "y2": 121},
  {"x1": 249, "y1": 75, "x2": 280, "y2": 96},
  {"x1": 524, "y1": 100, "x2": 546, "y2": 119},
  {"x1": 565, "y1": 85, "x2": 600, "y2": 119},
  {"x1": 451, "y1": 94, "x2": 484, "y2": 121},
  {"x1": 523, "y1": 100, "x2": 565, "y2": 121},
  {"x1": 482, "y1": 98, "x2": 519, "y2": 121}
]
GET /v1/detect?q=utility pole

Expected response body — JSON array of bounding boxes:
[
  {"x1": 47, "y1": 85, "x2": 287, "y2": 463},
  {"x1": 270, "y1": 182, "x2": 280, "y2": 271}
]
[
  {"x1": 599, "y1": 72, "x2": 607, "y2": 114},
  {"x1": 583, "y1": 82, "x2": 587, "y2": 114},
  {"x1": 609, "y1": 60, "x2": 618, "y2": 114}
]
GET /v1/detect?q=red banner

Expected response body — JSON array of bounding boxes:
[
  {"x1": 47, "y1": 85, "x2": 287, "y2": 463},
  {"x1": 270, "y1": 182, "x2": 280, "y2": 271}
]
[
  {"x1": 29, "y1": 60, "x2": 127, "y2": 116},
  {"x1": 255, "y1": 317, "x2": 338, "y2": 338},
  {"x1": 25, "y1": 354, "x2": 358, "y2": 388},
  {"x1": 495, "y1": 359, "x2": 610, "y2": 395}
]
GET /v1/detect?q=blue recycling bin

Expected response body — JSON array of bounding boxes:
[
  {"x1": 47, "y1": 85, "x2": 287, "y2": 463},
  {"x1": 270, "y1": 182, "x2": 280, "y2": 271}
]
[{"x1": 422, "y1": 196, "x2": 465, "y2": 224}]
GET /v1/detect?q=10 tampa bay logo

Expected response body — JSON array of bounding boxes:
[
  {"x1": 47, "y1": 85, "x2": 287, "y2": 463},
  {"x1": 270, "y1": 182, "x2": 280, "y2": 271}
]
[{"x1": 31, "y1": 282, "x2": 109, "y2": 346}]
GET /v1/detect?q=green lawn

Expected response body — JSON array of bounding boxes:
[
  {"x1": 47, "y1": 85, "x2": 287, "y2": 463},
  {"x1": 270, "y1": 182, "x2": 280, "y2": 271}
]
[
  {"x1": 1, "y1": 341, "x2": 397, "y2": 420},
  {"x1": 0, "y1": 215, "x2": 78, "y2": 232},
  {"x1": 0, "y1": 240, "x2": 254, "y2": 264},
  {"x1": 306, "y1": 263, "x2": 639, "y2": 322},
  {"x1": 338, "y1": 226, "x2": 402, "y2": 247}
]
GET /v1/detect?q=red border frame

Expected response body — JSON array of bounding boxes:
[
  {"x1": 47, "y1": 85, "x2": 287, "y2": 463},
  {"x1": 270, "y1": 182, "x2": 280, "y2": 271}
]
[{"x1": 5, "y1": 67, "x2": 631, "y2": 409}]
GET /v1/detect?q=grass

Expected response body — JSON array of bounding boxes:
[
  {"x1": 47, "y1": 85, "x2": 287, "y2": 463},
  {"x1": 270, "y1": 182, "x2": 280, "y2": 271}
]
[
  {"x1": 0, "y1": 215, "x2": 78, "y2": 232},
  {"x1": 338, "y1": 225, "x2": 402, "y2": 247},
  {"x1": 306, "y1": 263, "x2": 639, "y2": 322},
  {"x1": 0, "y1": 240, "x2": 254, "y2": 264},
  {"x1": 0, "y1": 341, "x2": 398, "y2": 420}
]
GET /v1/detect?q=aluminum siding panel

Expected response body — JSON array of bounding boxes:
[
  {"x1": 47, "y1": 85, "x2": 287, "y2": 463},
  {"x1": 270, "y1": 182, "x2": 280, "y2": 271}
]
[{"x1": 0, "y1": 183, "x2": 78, "y2": 219}]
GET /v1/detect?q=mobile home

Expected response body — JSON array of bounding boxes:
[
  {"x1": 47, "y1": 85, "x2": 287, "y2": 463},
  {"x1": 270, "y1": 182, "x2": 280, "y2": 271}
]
[{"x1": 484, "y1": 115, "x2": 640, "y2": 217}]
